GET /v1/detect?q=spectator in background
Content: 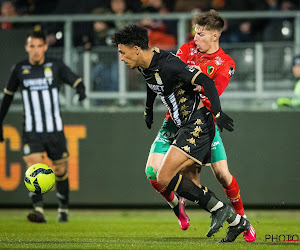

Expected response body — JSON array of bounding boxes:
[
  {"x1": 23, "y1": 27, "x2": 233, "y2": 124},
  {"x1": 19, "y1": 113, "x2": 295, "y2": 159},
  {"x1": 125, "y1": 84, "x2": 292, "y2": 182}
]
[
  {"x1": 42, "y1": 0, "x2": 105, "y2": 47},
  {"x1": 261, "y1": 0, "x2": 296, "y2": 42},
  {"x1": 25, "y1": 0, "x2": 59, "y2": 15},
  {"x1": 277, "y1": 55, "x2": 300, "y2": 107},
  {"x1": 90, "y1": 8, "x2": 115, "y2": 47},
  {"x1": 1, "y1": 0, "x2": 18, "y2": 30},
  {"x1": 89, "y1": 7, "x2": 119, "y2": 99},
  {"x1": 221, "y1": 0, "x2": 258, "y2": 42},
  {"x1": 140, "y1": 0, "x2": 177, "y2": 50},
  {"x1": 108, "y1": 0, "x2": 136, "y2": 30},
  {"x1": 220, "y1": 18, "x2": 254, "y2": 44}
]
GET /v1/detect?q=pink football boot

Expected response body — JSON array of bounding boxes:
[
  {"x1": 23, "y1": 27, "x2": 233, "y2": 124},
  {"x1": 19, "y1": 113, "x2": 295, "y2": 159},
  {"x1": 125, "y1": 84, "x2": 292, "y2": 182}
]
[
  {"x1": 176, "y1": 197, "x2": 190, "y2": 230},
  {"x1": 243, "y1": 223, "x2": 256, "y2": 242}
]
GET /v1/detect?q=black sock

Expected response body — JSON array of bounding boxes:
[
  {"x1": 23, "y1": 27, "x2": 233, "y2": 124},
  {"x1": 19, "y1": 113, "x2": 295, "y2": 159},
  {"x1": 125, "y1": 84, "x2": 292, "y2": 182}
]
[
  {"x1": 56, "y1": 177, "x2": 69, "y2": 209},
  {"x1": 172, "y1": 195, "x2": 180, "y2": 217},
  {"x1": 201, "y1": 185, "x2": 217, "y2": 198},
  {"x1": 30, "y1": 193, "x2": 43, "y2": 209},
  {"x1": 168, "y1": 174, "x2": 220, "y2": 212}
]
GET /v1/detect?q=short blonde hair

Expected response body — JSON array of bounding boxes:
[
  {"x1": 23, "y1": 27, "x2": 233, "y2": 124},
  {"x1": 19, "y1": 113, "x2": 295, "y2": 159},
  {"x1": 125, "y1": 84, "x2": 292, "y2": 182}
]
[{"x1": 192, "y1": 9, "x2": 224, "y2": 33}]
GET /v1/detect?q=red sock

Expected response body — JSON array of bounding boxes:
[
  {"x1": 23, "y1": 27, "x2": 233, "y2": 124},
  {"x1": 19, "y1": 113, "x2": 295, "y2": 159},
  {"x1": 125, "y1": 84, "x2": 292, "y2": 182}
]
[
  {"x1": 224, "y1": 176, "x2": 245, "y2": 216},
  {"x1": 150, "y1": 179, "x2": 175, "y2": 202}
]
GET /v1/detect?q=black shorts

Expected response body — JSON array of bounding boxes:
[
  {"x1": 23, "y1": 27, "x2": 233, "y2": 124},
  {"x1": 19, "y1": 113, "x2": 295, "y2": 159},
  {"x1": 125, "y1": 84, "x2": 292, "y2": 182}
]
[
  {"x1": 172, "y1": 106, "x2": 215, "y2": 165},
  {"x1": 22, "y1": 131, "x2": 69, "y2": 161}
]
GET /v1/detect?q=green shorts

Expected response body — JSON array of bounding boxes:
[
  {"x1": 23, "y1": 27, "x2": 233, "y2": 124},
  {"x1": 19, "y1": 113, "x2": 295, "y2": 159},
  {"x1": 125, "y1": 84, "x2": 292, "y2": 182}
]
[
  {"x1": 149, "y1": 119, "x2": 177, "y2": 155},
  {"x1": 211, "y1": 125, "x2": 227, "y2": 163},
  {"x1": 149, "y1": 120, "x2": 227, "y2": 163}
]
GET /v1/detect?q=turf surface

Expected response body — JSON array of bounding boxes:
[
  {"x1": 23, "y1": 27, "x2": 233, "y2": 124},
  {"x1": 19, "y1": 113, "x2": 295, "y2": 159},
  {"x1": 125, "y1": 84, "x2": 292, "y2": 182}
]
[{"x1": 0, "y1": 209, "x2": 299, "y2": 249}]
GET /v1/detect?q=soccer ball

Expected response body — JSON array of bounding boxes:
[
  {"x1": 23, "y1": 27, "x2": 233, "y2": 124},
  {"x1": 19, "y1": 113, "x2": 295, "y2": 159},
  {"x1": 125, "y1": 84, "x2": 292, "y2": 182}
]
[{"x1": 24, "y1": 163, "x2": 55, "y2": 194}]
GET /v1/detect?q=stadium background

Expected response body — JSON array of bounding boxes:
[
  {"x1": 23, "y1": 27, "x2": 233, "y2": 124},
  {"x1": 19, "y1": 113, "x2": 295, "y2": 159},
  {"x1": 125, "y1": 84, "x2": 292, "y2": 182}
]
[{"x1": 0, "y1": 4, "x2": 299, "y2": 208}]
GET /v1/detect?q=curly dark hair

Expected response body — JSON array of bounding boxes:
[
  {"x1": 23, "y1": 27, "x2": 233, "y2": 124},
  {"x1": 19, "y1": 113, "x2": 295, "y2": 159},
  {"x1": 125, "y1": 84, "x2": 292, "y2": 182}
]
[{"x1": 113, "y1": 24, "x2": 149, "y2": 49}]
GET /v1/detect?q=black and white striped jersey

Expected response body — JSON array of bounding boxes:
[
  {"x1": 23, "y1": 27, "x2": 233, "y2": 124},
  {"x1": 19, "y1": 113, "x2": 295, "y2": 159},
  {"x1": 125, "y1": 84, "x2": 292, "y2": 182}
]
[
  {"x1": 139, "y1": 48, "x2": 202, "y2": 127},
  {"x1": 4, "y1": 57, "x2": 82, "y2": 133}
]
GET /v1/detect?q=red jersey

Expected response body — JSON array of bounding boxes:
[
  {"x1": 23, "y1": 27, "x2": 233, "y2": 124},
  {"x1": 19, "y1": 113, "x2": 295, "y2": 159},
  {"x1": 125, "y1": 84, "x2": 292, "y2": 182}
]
[{"x1": 165, "y1": 41, "x2": 235, "y2": 122}]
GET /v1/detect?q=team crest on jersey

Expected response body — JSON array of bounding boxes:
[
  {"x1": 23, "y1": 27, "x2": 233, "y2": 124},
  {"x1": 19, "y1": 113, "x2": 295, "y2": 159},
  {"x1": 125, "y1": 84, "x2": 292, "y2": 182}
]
[
  {"x1": 215, "y1": 56, "x2": 224, "y2": 66},
  {"x1": 22, "y1": 69, "x2": 30, "y2": 74},
  {"x1": 154, "y1": 72, "x2": 163, "y2": 85},
  {"x1": 44, "y1": 67, "x2": 53, "y2": 78},
  {"x1": 207, "y1": 66, "x2": 214, "y2": 75}
]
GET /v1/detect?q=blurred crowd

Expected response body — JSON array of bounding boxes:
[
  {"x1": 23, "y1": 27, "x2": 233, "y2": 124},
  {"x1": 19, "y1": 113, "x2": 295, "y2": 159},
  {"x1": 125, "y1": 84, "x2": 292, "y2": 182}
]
[
  {"x1": 1, "y1": 0, "x2": 299, "y2": 104},
  {"x1": 1, "y1": 0, "x2": 300, "y2": 48}
]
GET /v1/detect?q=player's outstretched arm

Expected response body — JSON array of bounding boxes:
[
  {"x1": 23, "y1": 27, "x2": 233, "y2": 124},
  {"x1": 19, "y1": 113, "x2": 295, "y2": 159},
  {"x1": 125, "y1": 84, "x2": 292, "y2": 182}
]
[{"x1": 0, "y1": 93, "x2": 14, "y2": 142}]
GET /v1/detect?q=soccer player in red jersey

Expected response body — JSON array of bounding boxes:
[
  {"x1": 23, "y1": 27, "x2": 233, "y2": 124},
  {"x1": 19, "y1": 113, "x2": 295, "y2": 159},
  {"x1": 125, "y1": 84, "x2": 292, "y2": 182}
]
[{"x1": 144, "y1": 10, "x2": 256, "y2": 242}]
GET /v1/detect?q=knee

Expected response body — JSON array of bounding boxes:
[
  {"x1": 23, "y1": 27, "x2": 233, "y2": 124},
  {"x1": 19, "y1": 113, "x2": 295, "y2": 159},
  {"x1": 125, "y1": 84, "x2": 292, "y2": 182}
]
[
  {"x1": 156, "y1": 170, "x2": 170, "y2": 188},
  {"x1": 145, "y1": 166, "x2": 158, "y2": 180},
  {"x1": 52, "y1": 162, "x2": 68, "y2": 177}
]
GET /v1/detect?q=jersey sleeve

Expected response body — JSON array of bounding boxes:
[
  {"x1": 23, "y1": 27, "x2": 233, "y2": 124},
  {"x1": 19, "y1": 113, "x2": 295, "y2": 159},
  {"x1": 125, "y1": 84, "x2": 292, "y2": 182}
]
[
  {"x1": 4, "y1": 64, "x2": 20, "y2": 95},
  {"x1": 165, "y1": 53, "x2": 200, "y2": 85},
  {"x1": 213, "y1": 60, "x2": 235, "y2": 96},
  {"x1": 146, "y1": 84, "x2": 157, "y2": 109},
  {"x1": 57, "y1": 60, "x2": 82, "y2": 88},
  {"x1": 176, "y1": 44, "x2": 189, "y2": 63}
]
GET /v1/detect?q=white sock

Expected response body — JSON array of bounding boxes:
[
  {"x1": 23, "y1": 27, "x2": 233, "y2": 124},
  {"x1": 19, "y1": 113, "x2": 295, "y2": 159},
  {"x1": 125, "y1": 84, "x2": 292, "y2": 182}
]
[
  {"x1": 229, "y1": 214, "x2": 241, "y2": 226},
  {"x1": 168, "y1": 195, "x2": 179, "y2": 208},
  {"x1": 35, "y1": 207, "x2": 44, "y2": 214},
  {"x1": 209, "y1": 201, "x2": 224, "y2": 213},
  {"x1": 58, "y1": 208, "x2": 69, "y2": 214}
]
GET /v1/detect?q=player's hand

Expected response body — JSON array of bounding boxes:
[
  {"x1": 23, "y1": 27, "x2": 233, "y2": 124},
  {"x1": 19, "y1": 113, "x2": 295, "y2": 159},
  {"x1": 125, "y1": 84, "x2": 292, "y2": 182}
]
[
  {"x1": 77, "y1": 87, "x2": 86, "y2": 101},
  {"x1": 144, "y1": 108, "x2": 153, "y2": 129},
  {"x1": 193, "y1": 84, "x2": 203, "y2": 93},
  {"x1": 215, "y1": 111, "x2": 234, "y2": 132},
  {"x1": 0, "y1": 124, "x2": 4, "y2": 142}
]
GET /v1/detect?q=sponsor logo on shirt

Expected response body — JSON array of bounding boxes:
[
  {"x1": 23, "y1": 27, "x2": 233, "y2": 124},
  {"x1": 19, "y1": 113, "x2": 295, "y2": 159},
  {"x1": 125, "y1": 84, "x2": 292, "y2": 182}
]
[
  {"x1": 185, "y1": 65, "x2": 196, "y2": 72},
  {"x1": 23, "y1": 77, "x2": 53, "y2": 91},
  {"x1": 215, "y1": 56, "x2": 224, "y2": 66},
  {"x1": 22, "y1": 69, "x2": 30, "y2": 74},
  {"x1": 176, "y1": 49, "x2": 183, "y2": 55},
  {"x1": 190, "y1": 48, "x2": 197, "y2": 56},
  {"x1": 229, "y1": 66, "x2": 235, "y2": 76},
  {"x1": 147, "y1": 83, "x2": 164, "y2": 93}
]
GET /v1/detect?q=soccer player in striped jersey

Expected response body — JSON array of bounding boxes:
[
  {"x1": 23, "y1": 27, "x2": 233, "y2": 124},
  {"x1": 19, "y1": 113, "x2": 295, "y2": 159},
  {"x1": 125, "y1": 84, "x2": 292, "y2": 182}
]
[
  {"x1": 0, "y1": 31, "x2": 86, "y2": 223},
  {"x1": 114, "y1": 24, "x2": 251, "y2": 243},
  {"x1": 144, "y1": 10, "x2": 256, "y2": 242}
]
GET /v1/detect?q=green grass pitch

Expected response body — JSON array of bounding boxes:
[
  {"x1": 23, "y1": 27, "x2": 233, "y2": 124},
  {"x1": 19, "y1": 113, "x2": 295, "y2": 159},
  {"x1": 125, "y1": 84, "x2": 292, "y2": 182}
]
[{"x1": 0, "y1": 209, "x2": 299, "y2": 249}]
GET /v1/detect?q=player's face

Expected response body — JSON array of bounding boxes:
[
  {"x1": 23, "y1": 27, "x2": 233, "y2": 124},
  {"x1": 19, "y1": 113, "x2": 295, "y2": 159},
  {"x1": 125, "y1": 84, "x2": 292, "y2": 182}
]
[
  {"x1": 194, "y1": 25, "x2": 219, "y2": 54},
  {"x1": 118, "y1": 44, "x2": 140, "y2": 69},
  {"x1": 25, "y1": 37, "x2": 48, "y2": 65}
]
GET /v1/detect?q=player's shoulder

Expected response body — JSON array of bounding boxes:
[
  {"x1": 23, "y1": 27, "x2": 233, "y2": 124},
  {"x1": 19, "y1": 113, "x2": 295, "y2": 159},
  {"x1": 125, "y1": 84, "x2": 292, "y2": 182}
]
[
  {"x1": 44, "y1": 57, "x2": 63, "y2": 65},
  {"x1": 177, "y1": 41, "x2": 196, "y2": 54},
  {"x1": 218, "y1": 47, "x2": 235, "y2": 65},
  {"x1": 15, "y1": 59, "x2": 29, "y2": 67},
  {"x1": 153, "y1": 48, "x2": 179, "y2": 64},
  {"x1": 12, "y1": 59, "x2": 30, "y2": 72}
]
